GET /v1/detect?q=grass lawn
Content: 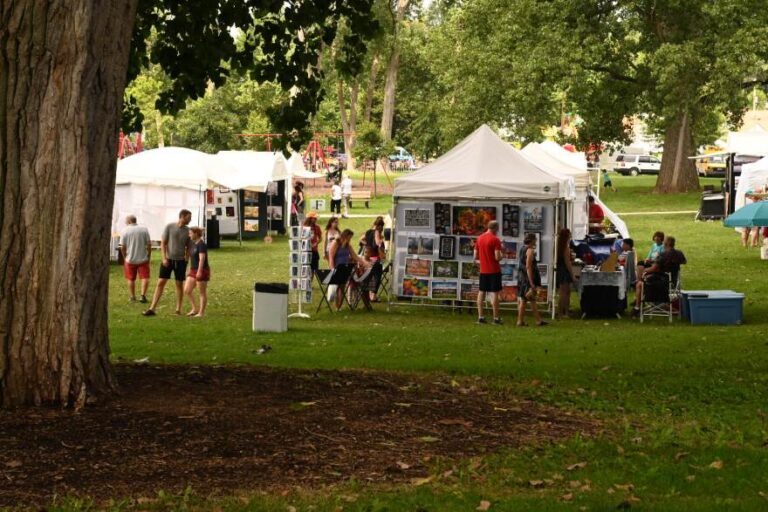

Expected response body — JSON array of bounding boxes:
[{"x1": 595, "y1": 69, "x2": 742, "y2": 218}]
[{"x1": 98, "y1": 173, "x2": 768, "y2": 511}]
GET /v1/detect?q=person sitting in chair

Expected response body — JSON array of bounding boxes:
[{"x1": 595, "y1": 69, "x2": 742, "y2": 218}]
[{"x1": 632, "y1": 236, "x2": 686, "y2": 317}]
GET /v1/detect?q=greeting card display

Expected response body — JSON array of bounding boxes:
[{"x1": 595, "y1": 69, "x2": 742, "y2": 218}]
[
  {"x1": 460, "y1": 261, "x2": 480, "y2": 280},
  {"x1": 501, "y1": 204, "x2": 520, "y2": 237},
  {"x1": 452, "y1": 206, "x2": 496, "y2": 236},
  {"x1": 431, "y1": 280, "x2": 458, "y2": 299},
  {"x1": 402, "y1": 278, "x2": 429, "y2": 297},
  {"x1": 432, "y1": 260, "x2": 459, "y2": 278},
  {"x1": 438, "y1": 235, "x2": 456, "y2": 259},
  {"x1": 434, "y1": 203, "x2": 452, "y2": 234},
  {"x1": 502, "y1": 241, "x2": 517, "y2": 260},
  {"x1": 406, "y1": 236, "x2": 434, "y2": 255},
  {"x1": 523, "y1": 206, "x2": 545, "y2": 231},
  {"x1": 405, "y1": 258, "x2": 431, "y2": 277},
  {"x1": 458, "y1": 236, "x2": 476, "y2": 257}
]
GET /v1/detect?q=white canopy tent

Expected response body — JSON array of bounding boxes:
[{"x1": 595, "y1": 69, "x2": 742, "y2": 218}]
[
  {"x1": 726, "y1": 125, "x2": 768, "y2": 156},
  {"x1": 538, "y1": 140, "x2": 589, "y2": 171},
  {"x1": 522, "y1": 142, "x2": 592, "y2": 239},
  {"x1": 392, "y1": 125, "x2": 575, "y2": 315},
  {"x1": 213, "y1": 150, "x2": 289, "y2": 191},
  {"x1": 735, "y1": 157, "x2": 768, "y2": 210},
  {"x1": 113, "y1": 147, "x2": 237, "y2": 241}
]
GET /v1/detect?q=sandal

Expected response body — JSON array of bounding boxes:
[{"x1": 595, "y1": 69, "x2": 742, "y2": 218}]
[
  {"x1": 536, "y1": 321, "x2": 548, "y2": 327},
  {"x1": 186, "y1": 310, "x2": 198, "y2": 317},
  {"x1": 516, "y1": 322, "x2": 528, "y2": 327}
]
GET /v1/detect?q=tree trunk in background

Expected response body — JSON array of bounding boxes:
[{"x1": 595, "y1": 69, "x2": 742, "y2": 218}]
[
  {"x1": 654, "y1": 111, "x2": 700, "y2": 193},
  {"x1": 0, "y1": 1, "x2": 138, "y2": 407},
  {"x1": 155, "y1": 112, "x2": 166, "y2": 148},
  {"x1": 338, "y1": 80, "x2": 359, "y2": 172},
  {"x1": 380, "y1": 0, "x2": 410, "y2": 142},
  {"x1": 363, "y1": 56, "x2": 379, "y2": 123}
]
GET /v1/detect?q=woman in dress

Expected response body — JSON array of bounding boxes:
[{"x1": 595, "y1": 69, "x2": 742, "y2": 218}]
[
  {"x1": 184, "y1": 227, "x2": 210, "y2": 318},
  {"x1": 328, "y1": 229, "x2": 368, "y2": 310},
  {"x1": 323, "y1": 217, "x2": 340, "y2": 262},
  {"x1": 290, "y1": 181, "x2": 305, "y2": 226},
  {"x1": 555, "y1": 228, "x2": 575, "y2": 318},
  {"x1": 517, "y1": 232, "x2": 546, "y2": 327},
  {"x1": 362, "y1": 216, "x2": 386, "y2": 301}
]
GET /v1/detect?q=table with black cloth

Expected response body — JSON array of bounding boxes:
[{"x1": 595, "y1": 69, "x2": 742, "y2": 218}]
[{"x1": 578, "y1": 265, "x2": 627, "y2": 318}]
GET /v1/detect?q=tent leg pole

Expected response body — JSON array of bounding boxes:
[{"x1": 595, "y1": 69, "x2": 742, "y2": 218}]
[{"x1": 552, "y1": 200, "x2": 559, "y2": 320}]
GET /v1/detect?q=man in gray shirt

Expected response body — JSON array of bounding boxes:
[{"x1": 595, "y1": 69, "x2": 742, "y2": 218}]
[
  {"x1": 119, "y1": 215, "x2": 152, "y2": 303},
  {"x1": 143, "y1": 209, "x2": 192, "y2": 316}
]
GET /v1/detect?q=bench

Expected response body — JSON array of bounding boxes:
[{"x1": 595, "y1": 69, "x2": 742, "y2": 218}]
[{"x1": 349, "y1": 190, "x2": 372, "y2": 208}]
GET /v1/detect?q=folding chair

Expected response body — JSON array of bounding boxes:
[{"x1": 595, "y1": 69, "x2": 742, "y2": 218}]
[
  {"x1": 349, "y1": 261, "x2": 384, "y2": 311},
  {"x1": 315, "y1": 263, "x2": 355, "y2": 313},
  {"x1": 640, "y1": 271, "x2": 681, "y2": 323},
  {"x1": 378, "y1": 262, "x2": 392, "y2": 301}
]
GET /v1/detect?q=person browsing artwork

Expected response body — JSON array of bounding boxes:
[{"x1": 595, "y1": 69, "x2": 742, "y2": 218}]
[
  {"x1": 184, "y1": 227, "x2": 210, "y2": 317},
  {"x1": 323, "y1": 216, "x2": 340, "y2": 261},
  {"x1": 474, "y1": 220, "x2": 503, "y2": 325},
  {"x1": 517, "y1": 232, "x2": 547, "y2": 327},
  {"x1": 303, "y1": 211, "x2": 322, "y2": 273},
  {"x1": 143, "y1": 209, "x2": 192, "y2": 316}
]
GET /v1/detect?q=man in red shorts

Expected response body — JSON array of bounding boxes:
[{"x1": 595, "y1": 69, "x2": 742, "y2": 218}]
[
  {"x1": 474, "y1": 220, "x2": 503, "y2": 324},
  {"x1": 119, "y1": 215, "x2": 152, "y2": 303}
]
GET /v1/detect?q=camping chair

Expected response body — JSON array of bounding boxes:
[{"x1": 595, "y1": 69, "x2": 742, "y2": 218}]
[
  {"x1": 349, "y1": 261, "x2": 384, "y2": 311},
  {"x1": 378, "y1": 262, "x2": 392, "y2": 301},
  {"x1": 315, "y1": 263, "x2": 355, "y2": 313},
  {"x1": 640, "y1": 271, "x2": 682, "y2": 323}
]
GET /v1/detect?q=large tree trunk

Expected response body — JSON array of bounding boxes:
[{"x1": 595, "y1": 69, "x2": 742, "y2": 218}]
[
  {"x1": 654, "y1": 111, "x2": 700, "y2": 193},
  {"x1": 380, "y1": 0, "x2": 409, "y2": 142},
  {"x1": 338, "y1": 80, "x2": 359, "y2": 172},
  {"x1": 0, "y1": 1, "x2": 139, "y2": 407},
  {"x1": 362, "y1": 56, "x2": 379, "y2": 123}
]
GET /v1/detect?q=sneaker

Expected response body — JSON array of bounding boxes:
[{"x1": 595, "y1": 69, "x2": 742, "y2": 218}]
[
  {"x1": 492, "y1": 318, "x2": 503, "y2": 325},
  {"x1": 477, "y1": 317, "x2": 487, "y2": 324},
  {"x1": 139, "y1": 295, "x2": 148, "y2": 304},
  {"x1": 129, "y1": 296, "x2": 137, "y2": 303},
  {"x1": 142, "y1": 309, "x2": 156, "y2": 317}
]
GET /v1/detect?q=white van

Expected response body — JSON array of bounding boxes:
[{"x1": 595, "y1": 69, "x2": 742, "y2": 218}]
[{"x1": 614, "y1": 154, "x2": 662, "y2": 176}]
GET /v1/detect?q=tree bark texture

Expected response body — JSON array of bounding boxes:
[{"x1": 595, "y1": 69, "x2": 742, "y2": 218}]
[
  {"x1": 654, "y1": 111, "x2": 700, "y2": 193},
  {"x1": 338, "y1": 80, "x2": 358, "y2": 172},
  {"x1": 362, "y1": 56, "x2": 379, "y2": 123},
  {"x1": 379, "y1": 0, "x2": 409, "y2": 141},
  {"x1": 0, "y1": 1, "x2": 139, "y2": 406}
]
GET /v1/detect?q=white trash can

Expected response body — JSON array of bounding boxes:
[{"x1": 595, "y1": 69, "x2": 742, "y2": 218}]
[{"x1": 252, "y1": 282, "x2": 288, "y2": 332}]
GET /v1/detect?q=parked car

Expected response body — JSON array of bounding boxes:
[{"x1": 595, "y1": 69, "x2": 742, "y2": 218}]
[
  {"x1": 696, "y1": 154, "x2": 727, "y2": 177},
  {"x1": 614, "y1": 154, "x2": 662, "y2": 176}
]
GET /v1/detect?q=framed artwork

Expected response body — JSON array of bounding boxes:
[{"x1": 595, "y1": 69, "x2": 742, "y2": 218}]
[
  {"x1": 432, "y1": 260, "x2": 459, "y2": 279},
  {"x1": 460, "y1": 261, "x2": 480, "y2": 280},
  {"x1": 438, "y1": 235, "x2": 456, "y2": 259},
  {"x1": 523, "y1": 206, "x2": 545, "y2": 231},
  {"x1": 407, "y1": 236, "x2": 435, "y2": 255},
  {"x1": 524, "y1": 232, "x2": 542, "y2": 256},
  {"x1": 434, "y1": 203, "x2": 452, "y2": 234},
  {"x1": 216, "y1": 197, "x2": 223, "y2": 204},
  {"x1": 452, "y1": 206, "x2": 497, "y2": 236},
  {"x1": 225, "y1": 206, "x2": 235, "y2": 217},
  {"x1": 502, "y1": 204, "x2": 520, "y2": 237},
  {"x1": 537, "y1": 264, "x2": 548, "y2": 285},
  {"x1": 458, "y1": 236, "x2": 476, "y2": 257},
  {"x1": 460, "y1": 282, "x2": 480, "y2": 301},
  {"x1": 500, "y1": 263, "x2": 516, "y2": 281},
  {"x1": 215, "y1": 207, "x2": 223, "y2": 216},
  {"x1": 403, "y1": 208, "x2": 431, "y2": 228},
  {"x1": 405, "y1": 258, "x2": 431, "y2": 277},
  {"x1": 431, "y1": 280, "x2": 458, "y2": 300},
  {"x1": 243, "y1": 219, "x2": 258, "y2": 232},
  {"x1": 267, "y1": 205, "x2": 283, "y2": 220},
  {"x1": 498, "y1": 285, "x2": 518, "y2": 303},
  {"x1": 402, "y1": 278, "x2": 429, "y2": 297},
  {"x1": 502, "y1": 240, "x2": 518, "y2": 260},
  {"x1": 244, "y1": 206, "x2": 258, "y2": 218},
  {"x1": 266, "y1": 181, "x2": 279, "y2": 196}
]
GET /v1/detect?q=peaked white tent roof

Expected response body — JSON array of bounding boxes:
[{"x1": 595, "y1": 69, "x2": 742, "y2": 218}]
[
  {"x1": 287, "y1": 153, "x2": 325, "y2": 179},
  {"x1": 726, "y1": 125, "x2": 768, "y2": 156},
  {"x1": 213, "y1": 151, "x2": 289, "y2": 191},
  {"x1": 116, "y1": 147, "x2": 234, "y2": 190},
  {"x1": 538, "y1": 140, "x2": 589, "y2": 170},
  {"x1": 394, "y1": 125, "x2": 572, "y2": 200},
  {"x1": 522, "y1": 143, "x2": 592, "y2": 189}
]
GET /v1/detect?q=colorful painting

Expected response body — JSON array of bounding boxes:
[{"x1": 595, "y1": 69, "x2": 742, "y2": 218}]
[
  {"x1": 461, "y1": 262, "x2": 481, "y2": 280},
  {"x1": 452, "y1": 206, "x2": 497, "y2": 236},
  {"x1": 431, "y1": 280, "x2": 458, "y2": 299},
  {"x1": 405, "y1": 258, "x2": 431, "y2": 277},
  {"x1": 407, "y1": 236, "x2": 435, "y2": 255},
  {"x1": 523, "y1": 206, "x2": 545, "y2": 231},
  {"x1": 460, "y1": 282, "x2": 480, "y2": 301},
  {"x1": 502, "y1": 240, "x2": 518, "y2": 260},
  {"x1": 432, "y1": 260, "x2": 459, "y2": 279},
  {"x1": 500, "y1": 263, "x2": 516, "y2": 280},
  {"x1": 458, "y1": 236, "x2": 476, "y2": 257},
  {"x1": 498, "y1": 285, "x2": 518, "y2": 303},
  {"x1": 402, "y1": 278, "x2": 429, "y2": 297}
]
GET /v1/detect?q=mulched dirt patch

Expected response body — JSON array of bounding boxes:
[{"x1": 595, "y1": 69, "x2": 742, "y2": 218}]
[{"x1": 0, "y1": 365, "x2": 598, "y2": 506}]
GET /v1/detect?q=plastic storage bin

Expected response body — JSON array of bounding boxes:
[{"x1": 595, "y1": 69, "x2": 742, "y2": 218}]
[
  {"x1": 684, "y1": 290, "x2": 744, "y2": 325},
  {"x1": 253, "y1": 282, "x2": 288, "y2": 332}
]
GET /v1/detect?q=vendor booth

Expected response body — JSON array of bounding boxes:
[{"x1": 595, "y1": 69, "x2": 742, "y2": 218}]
[
  {"x1": 113, "y1": 147, "x2": 234, "y2": 242},
  {"x1": 391, "y1": 125, "x2": 573, "y2": 314}
]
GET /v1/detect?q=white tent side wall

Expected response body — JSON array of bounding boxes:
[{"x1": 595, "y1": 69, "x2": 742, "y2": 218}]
[{"x1": 736, "y1": 157, "x2": 768, "y2": 209}]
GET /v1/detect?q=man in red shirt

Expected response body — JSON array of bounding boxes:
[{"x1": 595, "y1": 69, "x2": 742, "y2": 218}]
[
  {"x1": 588, "y1": 196, "x2": 605, "y2": 234},
  {"x1": 474, "y1": 220, "x2": 503, "y2": 324}
]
